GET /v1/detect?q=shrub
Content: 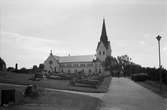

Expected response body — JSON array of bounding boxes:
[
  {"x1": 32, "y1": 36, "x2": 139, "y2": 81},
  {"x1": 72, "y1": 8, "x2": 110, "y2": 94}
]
[
  {"x1": 24, "y1": 84, "x2": 39, "y2": 98},
  {"x1": 131, "y1": 73, "x2": 148, "y2": 81}
]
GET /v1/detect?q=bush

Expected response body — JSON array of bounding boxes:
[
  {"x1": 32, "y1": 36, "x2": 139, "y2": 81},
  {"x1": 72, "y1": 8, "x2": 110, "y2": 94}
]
[
  {"x1": 24, "y1": 84, "x2": 39, "y2": 98},
  {"x1": 131, "y1": 73, "x2": 148, "y2": 81}
]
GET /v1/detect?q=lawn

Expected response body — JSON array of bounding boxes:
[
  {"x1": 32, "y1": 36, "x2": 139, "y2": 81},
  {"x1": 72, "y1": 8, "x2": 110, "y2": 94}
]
[
  {"x1": 0, "y1": 71, "x2": 32, "y2": 85},
  {"x1": 0, "y1": 85, "x2": 101, "y2": 110},
  {"x1": 0, "y1": 71, "x2": 112, "y2": 93},
  {"x1": 134, "y1": 80, "x2": 167, "y2": 98}
]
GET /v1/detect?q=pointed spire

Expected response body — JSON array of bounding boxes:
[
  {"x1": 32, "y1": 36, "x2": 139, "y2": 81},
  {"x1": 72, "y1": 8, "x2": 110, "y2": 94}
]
[
  {"x1": 101, "y1": 19, "x2": 107, "y2": 37},
  {"x1": 100, "y1": 19, "x2": 109, "y2": 48}
]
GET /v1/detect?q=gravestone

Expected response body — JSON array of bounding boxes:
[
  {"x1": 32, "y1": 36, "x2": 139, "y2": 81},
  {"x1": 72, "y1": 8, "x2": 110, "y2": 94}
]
[{"x1": 1, "y1": 89, "x2": 15, "y2": 106}]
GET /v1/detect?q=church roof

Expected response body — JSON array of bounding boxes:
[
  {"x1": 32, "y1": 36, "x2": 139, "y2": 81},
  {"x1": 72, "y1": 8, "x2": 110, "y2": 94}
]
[
  {"x1": 54, "y1": 55, "x2": 95, "y2": 63},
  {"x1": 97, "y1": 19, "x2": 110, "y2": 49}
]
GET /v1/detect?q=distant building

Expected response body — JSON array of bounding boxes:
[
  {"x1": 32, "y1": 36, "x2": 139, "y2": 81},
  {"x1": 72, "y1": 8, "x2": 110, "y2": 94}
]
[{"x1": 44, "y1": 19, "x2": 112, "y2": 74}]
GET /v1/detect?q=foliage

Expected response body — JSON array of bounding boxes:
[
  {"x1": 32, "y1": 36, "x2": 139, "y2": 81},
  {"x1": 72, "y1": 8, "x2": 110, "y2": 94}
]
[
  {"x1": 32, "y1": 65, "x2": 38, "y2": 73},
  {"x1": 103, "y1": 56, "x2": 121, "y2": 73},
  {"x1": 143, "y1": 67, "x2": 167, "y2": 84},
  {"x1": 131, "y1": 73, "x2": 148, "y2": 81},
  {"x1": 39, "y1": 63, "x2": 44, "y2": 70},
  {"x1": 0, "y1": 57, "x2": 6, "y2": 71},
  {"x1": 24, "y1": 84, "x2": 40, "y2": 98},
  {"x1": 116, "y1": 55, "x2": 142, "y2": 76},
  {"x1": 7, "y1": 67, "x2": 15, "y2": 72}
]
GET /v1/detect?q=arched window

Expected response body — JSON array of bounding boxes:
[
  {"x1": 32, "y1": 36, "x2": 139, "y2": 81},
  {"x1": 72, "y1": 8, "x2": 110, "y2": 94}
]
[
  {"x1": 99, "y1": 51, "x2": 101, "y2": 55},
  {"x1": 89, "y1": 69, "x2": 91, "y2": 73},
  {"x1": 49, "y1": 60, "x2": 53, "y2": 65},
  {"x1": 103, "y1": 51, "x2": 105, "y2": 55}
]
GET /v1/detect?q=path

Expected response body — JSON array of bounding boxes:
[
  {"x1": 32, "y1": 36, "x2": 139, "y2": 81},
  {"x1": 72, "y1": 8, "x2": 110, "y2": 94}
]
[{"x1": 101, "y1": 78, "x2": 167, "y2": 110}]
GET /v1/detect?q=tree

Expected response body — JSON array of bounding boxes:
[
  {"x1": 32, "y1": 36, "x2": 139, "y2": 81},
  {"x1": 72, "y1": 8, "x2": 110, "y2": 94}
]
[
  {"x1": 19, "y1": 67, "x2": 28, "y2": 73},
  {"x1": 117, "y1": 55, "x2": 141, "y2": 76},
  {"x1": 7, "y1": 67, "x2": 15, "y2": 72},
  {"x1": 39, "y1": 64, "x2": 44, "y2": 70},
  {"x1": 103, "y1": 56, "x2": 121, "y2": 74},
  {"x1": 39, "y1": 63, "x2": 44, "y2": 72},
  {"x1": 32, "y1": 65, "x2": 38, "y2": 73},
  {"x1": 0, "y1": 57, "x2": 6, "y2": 71}
]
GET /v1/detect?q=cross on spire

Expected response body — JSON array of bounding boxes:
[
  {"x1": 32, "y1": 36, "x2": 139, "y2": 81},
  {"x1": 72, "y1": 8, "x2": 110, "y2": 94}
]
[{"x1": 50, "y1": 50, "x2": 53, "y2": 56}]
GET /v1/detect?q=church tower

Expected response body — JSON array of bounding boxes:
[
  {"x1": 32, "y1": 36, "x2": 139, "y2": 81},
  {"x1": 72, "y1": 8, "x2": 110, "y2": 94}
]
[{"x1": 96, "y1": 19, "x2": 111, "y2": 62}]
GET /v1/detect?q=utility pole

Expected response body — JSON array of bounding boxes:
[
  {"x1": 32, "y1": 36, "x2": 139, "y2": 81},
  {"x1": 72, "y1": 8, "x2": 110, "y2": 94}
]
[{"x1": 156, "y1": 35, "x2": 162, "y2": 92}]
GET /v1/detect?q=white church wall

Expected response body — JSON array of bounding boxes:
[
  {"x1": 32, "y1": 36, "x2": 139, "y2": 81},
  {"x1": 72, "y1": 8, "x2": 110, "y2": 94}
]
[{"x1": 96, "y1": 42, "x2": 107, "y2": 62}]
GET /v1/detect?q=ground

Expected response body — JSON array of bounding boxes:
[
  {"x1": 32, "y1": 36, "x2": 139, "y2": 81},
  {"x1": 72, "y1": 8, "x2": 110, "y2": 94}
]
[
  {"x1": 137, "y1": 80, "x2": 167, "y2": 98},
  {"x1": 0, "y1": 84, "x2": 101, "y2": 110},
  {"x1": 1, "y1": 71, "x2": 167, "y2": 110},
  {"x1": 46, "y1": 78, "x2": 167, "y2": 110},
  {"x1": 0, "y1": 71, "x2": 111, "y2": 93},
  {"x1": 100, "y1": 78, "x2": 167, "y2": 110}
]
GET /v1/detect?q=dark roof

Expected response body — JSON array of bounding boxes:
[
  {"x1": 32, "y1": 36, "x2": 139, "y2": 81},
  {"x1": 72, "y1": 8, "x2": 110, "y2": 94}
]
[
  {"x1": 54, "y1": 55, "x2": 95, "y2": 63},
  {"x1": 97, "y1": 19, "x2": 110, "y2": 49}
]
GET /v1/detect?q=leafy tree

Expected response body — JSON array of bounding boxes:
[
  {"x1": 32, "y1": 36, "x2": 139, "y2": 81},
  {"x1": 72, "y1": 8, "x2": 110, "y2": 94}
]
[
  {"x1": 117, "y1": 55, "x2": 141, "y2": 76},
  {"x1": 0, "y1": 57, "x2": 6, "y2": 71},
  {"x1": 7, "y1": 67, "x2": 15, "y2": 72},
  {"x1": 39, "y1": 64, "x2": 44, "y2": 70},
  {"x1": 32, "y1": 65, "x2": 38, "y2": 73},
  {"x1": 103, "y1": 56, "x2": 121, "y2": 74},
  {"x1": 19, "y1": 67, "x2": 28, "y2": 73}
]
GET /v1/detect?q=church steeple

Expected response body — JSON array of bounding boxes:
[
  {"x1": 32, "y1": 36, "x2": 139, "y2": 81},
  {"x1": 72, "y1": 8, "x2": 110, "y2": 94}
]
[
  {"x1": 100, "y1": 19, "x2": 109, "y2": 48},
  {"x1": 96, "y1": 19, "x2": 112, "y2": 62}
]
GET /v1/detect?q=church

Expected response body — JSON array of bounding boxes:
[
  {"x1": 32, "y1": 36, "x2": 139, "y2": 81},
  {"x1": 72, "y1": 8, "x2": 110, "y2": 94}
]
[{"x1": 43, "y1": 19, "x2": 112, "y2": 74}]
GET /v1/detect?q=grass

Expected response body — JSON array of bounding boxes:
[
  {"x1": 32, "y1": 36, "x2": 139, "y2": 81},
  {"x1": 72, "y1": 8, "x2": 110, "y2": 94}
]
[
  {"x1": 0, "y1": 71, "x2": 32, "y2": 85},
  {"x1": 134, "y1": 80, "x2": 167, "y2": 98},
  {"x1": 0, "y1": 85, "x2": 101, "y2": 110},
  {"x1": 0, "y1": 71, "x2": 112, "y2": 93}
]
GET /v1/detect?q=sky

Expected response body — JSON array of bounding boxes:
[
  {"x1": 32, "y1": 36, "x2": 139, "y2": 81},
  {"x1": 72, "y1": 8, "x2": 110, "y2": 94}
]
[{"x1": 0, "y1": 0, "x2": 167, "y2": 69}]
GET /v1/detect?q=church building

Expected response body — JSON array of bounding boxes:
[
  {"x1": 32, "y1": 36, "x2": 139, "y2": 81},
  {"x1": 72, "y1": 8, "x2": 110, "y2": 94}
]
[{"x1": 43, "y1": 19, "x2": 112, "y2": 74}]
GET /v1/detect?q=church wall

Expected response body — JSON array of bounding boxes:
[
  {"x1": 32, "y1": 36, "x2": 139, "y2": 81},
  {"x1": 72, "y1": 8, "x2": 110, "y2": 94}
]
[
  {"x1": 44, "y1": 55, "x2": 59, "y2": 73},
  {"x1": 59, "y1": 62, "x2": 95, "y2": 74},
  {"x1": 96, "y1": 42, "x2": 107, "y2": 62}
]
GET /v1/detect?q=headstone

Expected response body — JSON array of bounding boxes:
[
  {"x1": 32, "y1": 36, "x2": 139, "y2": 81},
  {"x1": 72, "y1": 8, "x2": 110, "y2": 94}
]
[{"x1": 1, "y1": 89, "x2": 15, "y2": 106}]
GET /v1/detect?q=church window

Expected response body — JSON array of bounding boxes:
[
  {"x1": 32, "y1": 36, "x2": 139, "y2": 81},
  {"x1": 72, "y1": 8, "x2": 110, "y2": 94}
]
[
  {"x1": 80, "y1": 64, "x2": 85, "y2": 67},
  {"x1": 89, "y1": 69, "x2": 91, "y2": 73},
  {"x1": 75, "y1": 69, "x2": 77, "y2": 73},
  {"x1": 103, "y1": 51, "x2": 105, "y2": 55},
  {"x1": 49, "y1": 60, "x2": 53, "y2": 65},
  {"x1": 99, "y1": 51, "x2": 101, "y2": 55}
]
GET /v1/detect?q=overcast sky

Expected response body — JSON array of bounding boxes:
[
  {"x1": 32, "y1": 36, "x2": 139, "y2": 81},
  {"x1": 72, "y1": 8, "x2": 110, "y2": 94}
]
[{"x1": 0, "y1": 0, "x2": 167, "y2": 69}]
